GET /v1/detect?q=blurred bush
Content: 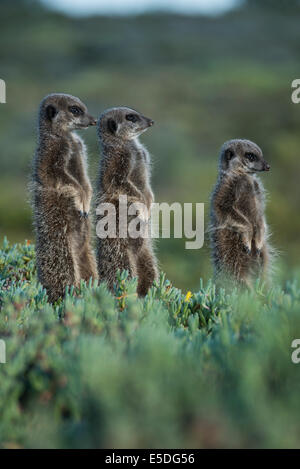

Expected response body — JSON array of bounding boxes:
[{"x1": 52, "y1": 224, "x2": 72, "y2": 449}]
[{"x1": 1, "y1": 239, "x2": 300, "y2": 448}]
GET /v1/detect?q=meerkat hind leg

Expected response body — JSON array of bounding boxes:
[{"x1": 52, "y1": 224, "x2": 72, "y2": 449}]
[
  {"x1": 136, "y1": 246, "x2": 158, "y2": 297},
  {"x1": 78, "y1": 243, "x2": 98, "y2": 284},
  {"x1": 39, "y1": 236, "x2": 80, "y2": 303}
]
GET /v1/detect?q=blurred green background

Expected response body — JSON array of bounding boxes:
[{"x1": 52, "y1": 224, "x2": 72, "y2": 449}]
[{"x1": 1, "y1": 0, "x2": 300, "y2": 290}]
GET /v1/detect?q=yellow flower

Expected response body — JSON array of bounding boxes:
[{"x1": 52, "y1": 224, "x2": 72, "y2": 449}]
[{"x1": 185, "y1": 291, "x2": 192, "y2": 302}]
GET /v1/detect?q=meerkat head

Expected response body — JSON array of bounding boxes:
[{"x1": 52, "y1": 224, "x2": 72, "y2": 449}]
[
  {"x1": 39, "y1": 93, "x2": 97, "y2": 134},
  {"x1": 220, "y1": 139, "x2": 270, "y2": 174},
  {"x1": 98, "y1": 107, "x2": 154, "y2": 142}
]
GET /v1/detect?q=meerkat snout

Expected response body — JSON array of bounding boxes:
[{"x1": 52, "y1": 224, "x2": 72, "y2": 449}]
[{"x1": 88, "y1": 116, "x2": 97, "y2": 126}]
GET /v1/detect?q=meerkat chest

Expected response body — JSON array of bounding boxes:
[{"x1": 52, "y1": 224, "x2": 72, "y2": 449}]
[
  {"x1": 234, "y1": 176, "x2": 259, "y2": 219},
  {"x1": 69, "y1": 134, "x2": 88, "y2": 173},
  {"x1": 130, "y1": 143, "x2": 150, "y2": 185},
  {"x1": 134, "y1": 139, "x2": 150, "y2": 164},
  {"x1": 252, "y1": 178, "x2": 264, "y2": 215},
  {"x1": 70, "y1": 133, "x2": 85, "y2": 157}
]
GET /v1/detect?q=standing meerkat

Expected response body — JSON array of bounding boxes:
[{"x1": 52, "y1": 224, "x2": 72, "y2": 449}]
[
  {"x1": 32, "y1": 93, "x2": 98, "y2": 303},
  {"x1": 210, "y1": 139, "x2": 271, "y2": 289},
  {"x1": 96, "y1": 106, "x2": 158, "y2": 296}
]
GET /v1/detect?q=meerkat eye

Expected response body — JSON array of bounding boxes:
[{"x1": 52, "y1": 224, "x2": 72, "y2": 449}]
[
  {"x1": 126, "y1": 114, "x2": 138, "y2": 123},
  {"x1": 245, "y1": 152, "x2": 257, "y2": 162},
  {"x1": 69, "y1": 106, "x2": 83, "y2": 116}
]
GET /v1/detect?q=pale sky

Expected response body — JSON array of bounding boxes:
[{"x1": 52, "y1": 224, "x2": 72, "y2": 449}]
[{"x1": 43, "y1": 0, "x2": 239, "y2": 16}]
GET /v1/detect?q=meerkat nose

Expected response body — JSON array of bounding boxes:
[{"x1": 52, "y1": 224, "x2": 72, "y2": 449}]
[
  {"x1": 89, "y1": 116, "x2": 97, "y2": 126},
  {"x1": 148, "y1": 119, "x2": 154, "y2": 126},
  {"x1": 265, "y1": 163, "x2": 271, "y2": 171}
]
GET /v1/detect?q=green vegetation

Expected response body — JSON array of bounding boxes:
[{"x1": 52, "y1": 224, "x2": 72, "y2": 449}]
[
  {"x1": 1, "y1": 238, "x2": 300, "y2": 448},
  {"x1": 1, "y1": 0, "x2": 300, "y2": 289}
]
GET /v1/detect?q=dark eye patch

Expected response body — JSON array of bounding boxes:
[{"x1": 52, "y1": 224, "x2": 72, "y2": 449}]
[
  {"x1": 245, "y1": 152, "x2": 258, "y2": 162},
  {"x1": 225, "y1": 149, "x2": 234, "y2": 161},
  {"x1": 69, "y1": 105, "x2": 84, "y2": 116},
  {"x1": 126, "y1": 113, "x2": 138, "y2": 123}
]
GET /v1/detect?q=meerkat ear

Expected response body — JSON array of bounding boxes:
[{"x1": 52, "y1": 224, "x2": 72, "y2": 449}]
[
  {"x1": 225, "y1": 149, "x2": 234, "y2": 161},
  {"x1": 107, "y1": 118, "x2": 117, "y2": 134},
  {"x1": 46, "y1": 104, "x2": 58, "y2": 121}
]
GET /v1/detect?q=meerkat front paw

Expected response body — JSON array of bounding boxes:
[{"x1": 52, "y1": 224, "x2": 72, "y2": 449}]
[
  {"x1": 254, "y1": 245, "x2": 262, "y2": 257},
  {"x1": 241, "y1": 235, "x2": 252, "y2": 255},
  {"x1": 254, "y1": 222, "x2": 266, "y2": 251},
  {"x1": 254, "y1": 242, "x2": 266, "y2": 259},
  {"x1": 83, "y1": 188, "x2": 92, "y2": 215},
  {"x1": 254, "y1": 237, "x2": 265, "y2": 253},
  {"x1": 73, "y1": 188, "x2": 87, "y2": 214}
]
